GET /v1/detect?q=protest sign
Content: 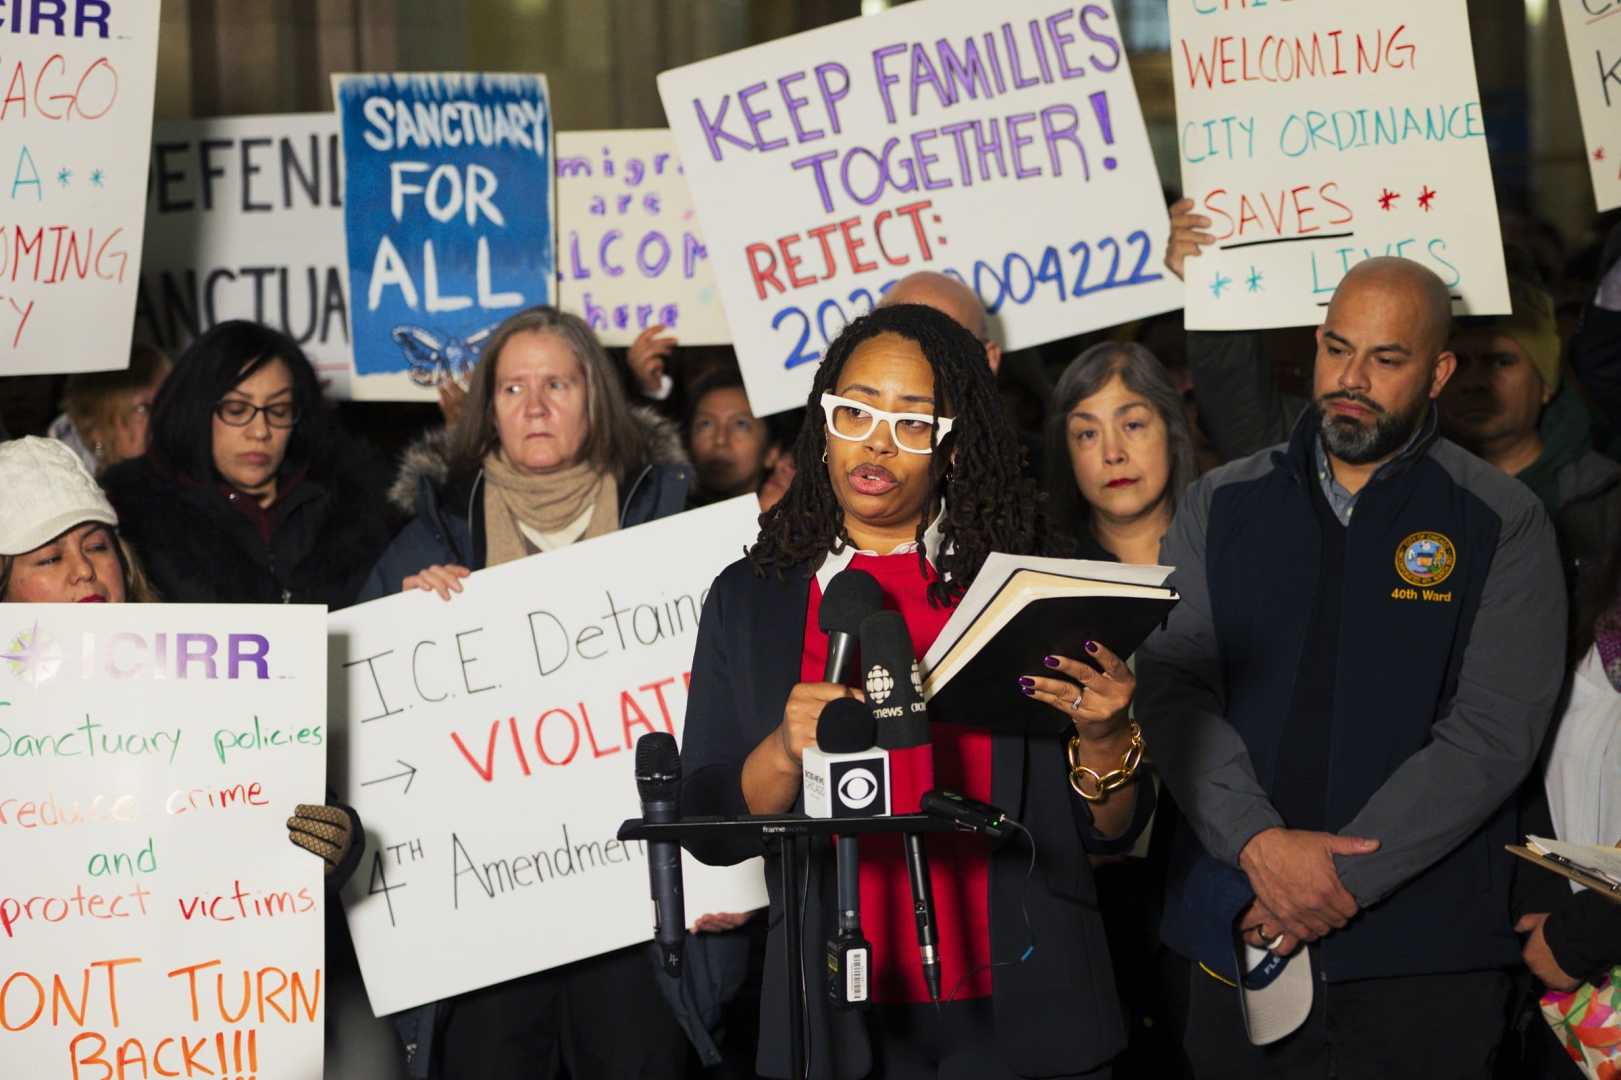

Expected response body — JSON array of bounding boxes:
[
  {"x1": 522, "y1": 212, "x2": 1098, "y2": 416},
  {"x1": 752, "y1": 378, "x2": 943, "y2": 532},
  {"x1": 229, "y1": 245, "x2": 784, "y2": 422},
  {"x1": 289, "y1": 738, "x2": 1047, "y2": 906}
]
[
  {"x1": 556, "y1": 130, "x2": 729, "y2": 346},
  {"x1": 0, "y1": 604, "x2": 326, "y2": 1078},
  {"x1": 329, "y1": 498, "x2": 768, "y2": 1017},
  {"x1": 0, "y1": 4, "x2": 160, "y2": 376},
  {"x1": 659, "y1": 0, "x2": 1180, "y2": 419},
  {"x1": 137, "y1": 115, "x2": 353, "y2": 398},
  {"x1": 1169, "y1": 0, "x2": 1511, "y2": 330},
  {"x1": 334, "y1": 73, "x2": 555, "y2": 401},
  {"x1": 1560, "y1": 0, "x2": 1621, "y2": 212}
]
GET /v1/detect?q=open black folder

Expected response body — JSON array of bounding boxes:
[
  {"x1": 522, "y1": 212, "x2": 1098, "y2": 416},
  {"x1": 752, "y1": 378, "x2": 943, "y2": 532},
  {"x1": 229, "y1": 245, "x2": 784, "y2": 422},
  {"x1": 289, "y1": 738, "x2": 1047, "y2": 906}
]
[{"x1": 921, "y1": 553, "x2": 1179, "y2": 735}]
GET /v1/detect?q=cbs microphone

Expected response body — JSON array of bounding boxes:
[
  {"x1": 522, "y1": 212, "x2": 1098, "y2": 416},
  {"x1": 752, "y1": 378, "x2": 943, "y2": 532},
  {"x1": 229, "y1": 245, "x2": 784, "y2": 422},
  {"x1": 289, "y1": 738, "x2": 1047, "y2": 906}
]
[
  {"x1": 803, "y1": 697, "x2": 891, "y2": 820},
  {"x1": 805, "y1": 697, "x2": 887, "y2": 1008}
]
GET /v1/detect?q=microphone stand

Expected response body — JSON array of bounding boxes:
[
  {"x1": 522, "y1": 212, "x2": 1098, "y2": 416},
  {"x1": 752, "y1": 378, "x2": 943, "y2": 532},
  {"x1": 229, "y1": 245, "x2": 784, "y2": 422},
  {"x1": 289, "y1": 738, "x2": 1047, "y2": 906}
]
[{"x1": 618, "y1": 812, "x2": 958, "y2": 1080}]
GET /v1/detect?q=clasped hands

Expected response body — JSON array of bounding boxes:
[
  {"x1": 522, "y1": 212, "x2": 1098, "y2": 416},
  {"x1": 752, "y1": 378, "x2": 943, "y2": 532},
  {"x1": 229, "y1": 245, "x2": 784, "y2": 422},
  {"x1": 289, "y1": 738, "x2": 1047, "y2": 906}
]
[{"x1": 1236, "y1": 826, "x2": 1380, "y2": 957}]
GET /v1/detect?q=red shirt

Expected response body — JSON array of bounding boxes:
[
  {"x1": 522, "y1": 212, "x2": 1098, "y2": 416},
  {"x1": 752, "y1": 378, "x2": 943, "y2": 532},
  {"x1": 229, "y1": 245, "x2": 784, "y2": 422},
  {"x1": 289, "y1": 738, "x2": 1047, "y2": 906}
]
[{"x1": 801, "y1": 552, "x2": 994, "y2": 1002}]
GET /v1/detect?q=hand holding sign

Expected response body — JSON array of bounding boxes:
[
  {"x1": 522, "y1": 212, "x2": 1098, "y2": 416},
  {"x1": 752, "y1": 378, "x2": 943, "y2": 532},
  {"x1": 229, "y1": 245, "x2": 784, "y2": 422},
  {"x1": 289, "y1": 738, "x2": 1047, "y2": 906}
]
[
  {"x1": 627, "y1": 324, "x2": 678, "y2": 397},
  {"x1": 1164, "y1": 198, "x2": 1218, "y2": 282}
]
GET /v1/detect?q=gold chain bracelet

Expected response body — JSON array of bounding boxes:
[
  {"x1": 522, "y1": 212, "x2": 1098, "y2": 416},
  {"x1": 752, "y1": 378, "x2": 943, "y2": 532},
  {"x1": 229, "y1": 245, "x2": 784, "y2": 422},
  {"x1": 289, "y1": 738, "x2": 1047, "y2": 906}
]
[{"x1": 1067, "y1": 721, "x2": 1144, "y2": 802}]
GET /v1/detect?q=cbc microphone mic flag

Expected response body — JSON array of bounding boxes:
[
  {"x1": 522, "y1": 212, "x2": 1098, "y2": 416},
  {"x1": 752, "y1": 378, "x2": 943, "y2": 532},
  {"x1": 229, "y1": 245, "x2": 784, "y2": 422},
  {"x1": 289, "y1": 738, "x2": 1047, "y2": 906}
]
[{"x1": 861, "y1": 610, "x2": 929, "y2": 750}]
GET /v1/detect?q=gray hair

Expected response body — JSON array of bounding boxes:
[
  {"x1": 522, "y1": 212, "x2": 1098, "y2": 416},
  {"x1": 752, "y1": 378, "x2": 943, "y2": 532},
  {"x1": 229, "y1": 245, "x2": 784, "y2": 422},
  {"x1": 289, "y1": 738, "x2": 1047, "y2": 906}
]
[
  {"x1": 448, "y1": 306, "x2": 649, "y2": 482},
  {"x1": 1043, "y1": 342, "x2": 1198, "y2": 539}
]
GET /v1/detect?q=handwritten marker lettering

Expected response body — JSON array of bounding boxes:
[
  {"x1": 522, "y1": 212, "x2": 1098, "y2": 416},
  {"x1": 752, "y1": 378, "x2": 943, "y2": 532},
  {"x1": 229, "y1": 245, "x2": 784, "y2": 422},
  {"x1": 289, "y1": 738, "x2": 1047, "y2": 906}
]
[
  {"x1": 659, "y1": 0, "x2": 1181, "y2": 417},
  {"x1": 1559, "y1": 0, "x2": 1621, "y2": 210},
  {"x1": 0, "y1": 5, "x2": 159, "y2": 376},
  {"x1": 1, "y1": 606, "x2": 326, "y2": 1075},
  {"x1": 336, "y1": 73, "x2": 554, "y2": 401},
  {"x1": 330, "y1": 499, "x2": 767, "y2": 1016},
  {"x1": 1171, "y1": 0, "x2": 1510, "y2": 329}
]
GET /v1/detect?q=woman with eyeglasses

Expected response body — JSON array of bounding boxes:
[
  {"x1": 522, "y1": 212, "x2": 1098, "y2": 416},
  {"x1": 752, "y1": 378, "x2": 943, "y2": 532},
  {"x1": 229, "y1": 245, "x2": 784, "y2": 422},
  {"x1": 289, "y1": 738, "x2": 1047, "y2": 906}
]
[
  {"x1": 98, "y1": 320, "x2": 407, "y2": 1078},
  {"x1": 100, "y1": 320, "x2": 398, "y2": 608},
  {"x1": 680, "y1": 304, "x2": 1154, "y2": 1080}
]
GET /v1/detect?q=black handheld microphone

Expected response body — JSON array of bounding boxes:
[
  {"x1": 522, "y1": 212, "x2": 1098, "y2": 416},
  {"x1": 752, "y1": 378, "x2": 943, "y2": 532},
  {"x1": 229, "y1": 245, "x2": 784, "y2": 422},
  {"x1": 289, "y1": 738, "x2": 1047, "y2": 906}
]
[
  {"x1": 920, "y1": 789, "x2": 1017, "y2": 841},
  {"x1": 634, "y1": 732, "x2": 685, "y2": 979},
  {"x1": 820, "y1": 569, "x2": 883, "y2": 684},
  {"x1": 814, "y1": 698, "x2": 880, "y2": 1009},
  {"x1": 860, "y1": 610, "x2": 929, "y2": 750}
]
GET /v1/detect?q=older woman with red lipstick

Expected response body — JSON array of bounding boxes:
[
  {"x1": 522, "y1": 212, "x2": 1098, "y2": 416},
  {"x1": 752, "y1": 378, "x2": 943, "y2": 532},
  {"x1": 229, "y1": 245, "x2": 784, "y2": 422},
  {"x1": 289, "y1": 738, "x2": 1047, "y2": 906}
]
[
  {"x1": 681, "y1": 304, "x2": 1154, "y2": 1080},
  {"x1": 0, "y1": 437, "x2": 159, "y2": 604},
  {"x1": 1045, "y1": 342, "x2": 1199, "y2": 566}
]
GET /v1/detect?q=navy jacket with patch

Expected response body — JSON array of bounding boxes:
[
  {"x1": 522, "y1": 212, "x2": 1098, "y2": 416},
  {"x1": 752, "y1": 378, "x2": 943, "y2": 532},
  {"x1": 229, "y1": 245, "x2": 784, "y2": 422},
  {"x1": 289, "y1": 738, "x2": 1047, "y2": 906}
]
[{"x1": 1137, "y1": 409, "x2": 1567, "y2": 982}]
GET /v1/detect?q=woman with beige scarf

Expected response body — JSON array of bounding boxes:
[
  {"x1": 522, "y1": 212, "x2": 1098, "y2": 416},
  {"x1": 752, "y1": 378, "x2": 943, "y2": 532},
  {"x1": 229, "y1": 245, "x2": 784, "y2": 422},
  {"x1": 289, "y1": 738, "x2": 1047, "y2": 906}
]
[{"x1": 359, "y1": 306, "x2": 693, "y2": 1080}]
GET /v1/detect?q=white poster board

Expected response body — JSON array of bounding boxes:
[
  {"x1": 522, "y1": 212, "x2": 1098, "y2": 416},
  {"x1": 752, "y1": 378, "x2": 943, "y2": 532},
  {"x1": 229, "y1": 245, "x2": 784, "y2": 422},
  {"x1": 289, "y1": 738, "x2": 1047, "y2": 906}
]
[
  {"x1": 330, "y1": 498, "x2": 768, "y2": 1017},
  {"x1": 659, "y1": 0, "x2": 1180, "y2": 419},
  {"x1": 0, "y1": 604, "x2": 326, "y2": 1079},
  {"x1": 138, "y1": 115, "x2": 353, "y2": 398},
  {"x1": 556, "y1": 130, "x2": 730, "y2": 346},
  {"x1": 1170, "y1": 0, "x2": 1511, "y2": 329},
  {"x1": 0, "y1": 5, "x2": 160, "y2": 376},
  {"x1": 1560, "y1": 0, "x2": 1621, "y2": 211}
]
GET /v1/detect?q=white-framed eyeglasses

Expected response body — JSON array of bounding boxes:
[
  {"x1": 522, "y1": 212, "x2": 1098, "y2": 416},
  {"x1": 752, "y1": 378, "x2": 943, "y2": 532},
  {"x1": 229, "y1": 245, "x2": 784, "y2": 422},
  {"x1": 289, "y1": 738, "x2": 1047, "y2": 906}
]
[{"x1": 819, "y1": 393, "x2": 954, "y2": 455}]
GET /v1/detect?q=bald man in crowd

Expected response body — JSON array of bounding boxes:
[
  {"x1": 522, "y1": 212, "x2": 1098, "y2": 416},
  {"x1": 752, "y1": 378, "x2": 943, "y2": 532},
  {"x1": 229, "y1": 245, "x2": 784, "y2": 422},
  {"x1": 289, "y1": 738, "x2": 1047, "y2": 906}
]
[
  {"x1": 1137, "y1": 258, "x2": 1567, "y2": 1079},
  {"x1": 881, "y1": 270, "x2": 1002, "y2": 374}
]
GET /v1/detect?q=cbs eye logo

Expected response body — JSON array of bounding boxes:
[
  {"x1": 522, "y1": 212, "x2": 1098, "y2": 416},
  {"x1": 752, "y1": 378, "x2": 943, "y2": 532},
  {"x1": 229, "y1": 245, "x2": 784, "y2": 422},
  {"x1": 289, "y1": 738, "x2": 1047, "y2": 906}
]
[{"x1": 837, "y1": 767, "x2": 880, "y2": 810}]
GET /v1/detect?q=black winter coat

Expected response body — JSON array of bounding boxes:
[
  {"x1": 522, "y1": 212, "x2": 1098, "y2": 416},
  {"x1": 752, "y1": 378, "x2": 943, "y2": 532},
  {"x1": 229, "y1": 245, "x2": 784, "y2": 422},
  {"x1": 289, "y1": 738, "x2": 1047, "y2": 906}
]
[
  {"x1": 681, "y1": 557, "x2": 1155, "y2": 1080},
  {"x1": 101, "y1": 432, "x2": 400, "y2": 610}
]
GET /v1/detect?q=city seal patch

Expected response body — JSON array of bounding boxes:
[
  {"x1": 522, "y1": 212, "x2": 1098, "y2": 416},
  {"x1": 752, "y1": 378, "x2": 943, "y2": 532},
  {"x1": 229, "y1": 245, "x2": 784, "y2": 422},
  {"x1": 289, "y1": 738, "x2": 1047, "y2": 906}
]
[{"x1": 1395, "y1": 531, "x2": 1456, "y2": 587}]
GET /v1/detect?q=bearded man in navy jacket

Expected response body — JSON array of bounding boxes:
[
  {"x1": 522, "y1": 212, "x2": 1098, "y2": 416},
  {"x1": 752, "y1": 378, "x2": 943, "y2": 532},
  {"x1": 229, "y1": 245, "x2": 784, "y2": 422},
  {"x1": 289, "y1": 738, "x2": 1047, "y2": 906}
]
[{"x1": 1138, "y1": 257, "x2": 1567, "y2": 1079}]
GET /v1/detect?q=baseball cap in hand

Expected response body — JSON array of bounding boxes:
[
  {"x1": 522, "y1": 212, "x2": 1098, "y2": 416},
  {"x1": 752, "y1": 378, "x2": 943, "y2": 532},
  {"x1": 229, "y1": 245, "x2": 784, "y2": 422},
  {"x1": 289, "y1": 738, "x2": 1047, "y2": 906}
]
[
  {"x1": 1236, "y1": 937, "x2": 1313, "y2": 1046},
  {"x1": 0, "y1": 436, "x2": 119, "y2": 556}
]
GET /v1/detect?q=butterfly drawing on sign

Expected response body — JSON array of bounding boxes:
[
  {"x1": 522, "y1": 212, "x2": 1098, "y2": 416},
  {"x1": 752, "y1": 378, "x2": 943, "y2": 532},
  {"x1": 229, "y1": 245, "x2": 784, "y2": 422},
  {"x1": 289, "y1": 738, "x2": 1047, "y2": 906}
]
[{"x1": 390, "y1": 324, "x2": 498, "y2": 387}]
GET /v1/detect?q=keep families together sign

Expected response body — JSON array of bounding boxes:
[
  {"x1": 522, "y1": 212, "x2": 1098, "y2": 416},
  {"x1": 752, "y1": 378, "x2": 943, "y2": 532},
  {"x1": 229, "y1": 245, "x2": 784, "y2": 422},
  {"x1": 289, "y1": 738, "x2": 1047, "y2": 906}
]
[{"x1": 660, "y1": 0, "x2": 1182, "y2": 418}]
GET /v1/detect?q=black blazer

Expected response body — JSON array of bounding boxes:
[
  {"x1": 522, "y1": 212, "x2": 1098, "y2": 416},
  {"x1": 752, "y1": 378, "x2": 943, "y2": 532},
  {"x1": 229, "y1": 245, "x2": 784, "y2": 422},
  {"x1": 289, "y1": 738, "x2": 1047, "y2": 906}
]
[{"x1": 681, "y1": 557, "x2": 1155, "y2": 1079}]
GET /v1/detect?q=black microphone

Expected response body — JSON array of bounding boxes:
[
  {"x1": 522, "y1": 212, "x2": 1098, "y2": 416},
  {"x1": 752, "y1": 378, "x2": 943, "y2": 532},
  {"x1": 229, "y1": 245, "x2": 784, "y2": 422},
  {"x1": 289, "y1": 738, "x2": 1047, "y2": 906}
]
[
  {"x1": 904, "y1": 832, "x2": 941, "y2": 1001},
  {"x1": 860, "y1": 610, "x2": 940, "y2": 1000},
  {"x1": 921, "y1": 788, "x2": 1017, "y2": 841},
  {"x1": 860, "y1": 610, "x2": 929, "y2": 750},
  {"x1": 814, "y1": 698, "x2": 881, "y2": 1009},
  {"x1": 820, "y1": 569, "x2": 883, "y2": 684},
  {"x1": 634, "y1": 732, "x2": 685, "y2": 979}
]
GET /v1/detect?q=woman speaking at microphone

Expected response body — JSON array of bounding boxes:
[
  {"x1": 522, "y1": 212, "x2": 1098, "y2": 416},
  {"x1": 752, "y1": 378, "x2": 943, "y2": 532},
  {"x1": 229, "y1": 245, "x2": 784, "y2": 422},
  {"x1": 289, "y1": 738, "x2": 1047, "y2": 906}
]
[{"x1": 681, "y1": 304, "x2": 1154, "y2": 1080}]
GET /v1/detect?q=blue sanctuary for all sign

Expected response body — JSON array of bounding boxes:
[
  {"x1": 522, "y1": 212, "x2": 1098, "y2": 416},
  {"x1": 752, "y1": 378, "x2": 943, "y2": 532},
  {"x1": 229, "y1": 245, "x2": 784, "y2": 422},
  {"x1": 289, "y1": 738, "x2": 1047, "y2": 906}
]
[{"x1": 333, "y1": 72, "x2": 555, "y2": 401}]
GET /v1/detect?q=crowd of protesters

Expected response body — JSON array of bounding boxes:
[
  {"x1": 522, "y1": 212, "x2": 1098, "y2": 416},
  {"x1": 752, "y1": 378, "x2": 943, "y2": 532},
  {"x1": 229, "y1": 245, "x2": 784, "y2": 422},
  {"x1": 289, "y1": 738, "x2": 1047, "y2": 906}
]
[{"x1": 2, "y1": 180, "x2": 1618, "y2": 1079}]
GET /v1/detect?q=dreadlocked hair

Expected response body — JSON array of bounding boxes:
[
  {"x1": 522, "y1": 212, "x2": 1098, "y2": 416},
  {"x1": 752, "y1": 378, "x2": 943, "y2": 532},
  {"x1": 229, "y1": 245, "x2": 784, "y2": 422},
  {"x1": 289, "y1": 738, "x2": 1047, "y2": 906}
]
[{"x1": 749, "y1": 303, "x2": 1044, "y2": 608}]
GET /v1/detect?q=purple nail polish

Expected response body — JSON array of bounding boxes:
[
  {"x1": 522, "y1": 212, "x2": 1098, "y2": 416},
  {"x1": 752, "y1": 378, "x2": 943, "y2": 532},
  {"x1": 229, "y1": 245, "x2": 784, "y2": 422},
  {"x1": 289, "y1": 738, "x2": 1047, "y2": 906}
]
[
  {"x1": 1020, "y1": 686, "x2": 1034, "y2": 697},
  {"x1": 1084, "y1": 641, "x2": 1099, "y2": 654},
  {"x1": 1043, "y1": 655, "x2": 1060, "y2": 668},
  {"x1": 1018, "y1": 676, "x2": 1035, "y2": 689}
]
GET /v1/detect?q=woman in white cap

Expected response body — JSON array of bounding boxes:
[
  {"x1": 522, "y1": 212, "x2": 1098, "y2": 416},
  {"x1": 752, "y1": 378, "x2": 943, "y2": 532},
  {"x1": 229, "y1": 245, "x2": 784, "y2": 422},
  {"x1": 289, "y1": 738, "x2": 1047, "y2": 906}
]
[
  {"x1": 0, "y1": 435, "x2": 359, "y2": 872},
  {"x1": 0, "y1": 436, "x2": 159, "y2": 603},
  {"x1": 1, "y1": 433, "x2": 385, "y2": 1066}
]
